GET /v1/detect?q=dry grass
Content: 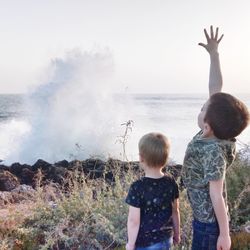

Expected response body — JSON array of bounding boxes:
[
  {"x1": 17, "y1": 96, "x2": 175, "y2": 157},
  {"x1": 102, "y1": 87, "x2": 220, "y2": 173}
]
[
  {"x1": 0, "y1": 148, "x2": 249, "y2": 250},
  {"x1": 0, "y1": 162, "x2": 138, "y2": 250}
]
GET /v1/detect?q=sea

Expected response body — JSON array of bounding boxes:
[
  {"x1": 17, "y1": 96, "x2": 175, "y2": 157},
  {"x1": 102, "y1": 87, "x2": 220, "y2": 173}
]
[{"x1": 0, "y1": 93, "x2": 250, "y2": 165}]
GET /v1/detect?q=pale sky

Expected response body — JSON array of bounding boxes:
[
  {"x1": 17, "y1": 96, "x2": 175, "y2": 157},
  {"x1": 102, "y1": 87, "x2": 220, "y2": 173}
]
[{"x1": 0, "y1": 0, "x2": 250, "y2": 94}]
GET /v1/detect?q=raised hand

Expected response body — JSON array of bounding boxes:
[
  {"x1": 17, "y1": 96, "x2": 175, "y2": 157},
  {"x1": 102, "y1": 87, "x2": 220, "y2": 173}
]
[{"x1": 198, "y1": 25, "x2": 224, "y2": 54}]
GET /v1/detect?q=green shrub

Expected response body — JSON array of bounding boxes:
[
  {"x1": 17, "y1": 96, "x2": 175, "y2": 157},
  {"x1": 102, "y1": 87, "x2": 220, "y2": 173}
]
[
  {"x1": 19, "y1": 161, "x2": 138, "y2": 249},
  {"x1": 227, "y1": 146, "x2": 250, "y2": 227}
]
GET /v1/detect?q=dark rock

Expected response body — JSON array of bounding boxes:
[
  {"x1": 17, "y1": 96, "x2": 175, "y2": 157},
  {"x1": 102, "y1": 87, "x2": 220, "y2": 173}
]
[
  {"x1": 0, "y1": 164, "x2": 10, "y2": 171},
  {"x1": 20, "y1": 168, "x2": 35, "y2": 186},
  {"x1": 0, "y1": 158, "x2": 183, "y2": 192},
  {"x1": 46, "y1": 166, "x2": 68, "y2": 184},
  {"x1": 54, "y1": 160, "x2": 69, "y2": 169},
  {"x1": 83, "y1": 159, "x2": 106, "y2": 178},
  {"x1": 0, "y1": 171, "x2": 20, "y2": 191},
  {"x1": 32, "y1": 159, "x2": 51, "y2": 171},
  {"x1": 68, "y1": 160, "x2": 83, "y2": 171},
  {"x1": 10, "y1": 163, "x2": 31, "y2": 176},
  {"x1": 106, "y1": 172, "x2": 116, "y2": 185}
]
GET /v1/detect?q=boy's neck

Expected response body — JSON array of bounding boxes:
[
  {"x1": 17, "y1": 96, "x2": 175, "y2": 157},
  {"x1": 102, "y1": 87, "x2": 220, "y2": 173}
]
[
  {"x1": 143, "y1": 165, "x2": 164, "y2": 179},
  {"x1": 201, "y1": 133, "x2": 217, "y2": 139},
  {"x1": 201, "y1": 129, "x2": 217, "y2": 139}
]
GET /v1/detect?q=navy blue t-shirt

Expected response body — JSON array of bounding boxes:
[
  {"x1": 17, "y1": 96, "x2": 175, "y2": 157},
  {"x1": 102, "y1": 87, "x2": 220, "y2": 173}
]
[{"x1": 125, "y1": 175, "x2": 179, "y2": 247}]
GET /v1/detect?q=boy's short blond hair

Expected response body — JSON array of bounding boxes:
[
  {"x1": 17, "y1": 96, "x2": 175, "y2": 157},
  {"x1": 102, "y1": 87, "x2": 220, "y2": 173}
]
[{"x1": 139, "y1": 132, "x2": 170, "y2": 168}]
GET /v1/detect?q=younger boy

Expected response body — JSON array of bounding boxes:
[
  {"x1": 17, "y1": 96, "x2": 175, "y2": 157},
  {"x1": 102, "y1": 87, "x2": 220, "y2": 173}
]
[
  {"x1": 126, "y1": 132, "x2": 180, "y2": 250},
  {"x1": 182, "y1": 26, "x2": 250, "y2": 250}
]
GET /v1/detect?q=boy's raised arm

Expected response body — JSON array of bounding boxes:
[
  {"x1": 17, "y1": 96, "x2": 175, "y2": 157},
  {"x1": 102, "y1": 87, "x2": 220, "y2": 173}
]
[{"x1": 199, "y1": 26, "x2": 224, "y2": 96}]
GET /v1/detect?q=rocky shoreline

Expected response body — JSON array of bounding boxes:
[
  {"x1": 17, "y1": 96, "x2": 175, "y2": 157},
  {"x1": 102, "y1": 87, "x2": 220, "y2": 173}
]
[{"x1": 0, "y1": 158, "x2": 182, "y2": 206}]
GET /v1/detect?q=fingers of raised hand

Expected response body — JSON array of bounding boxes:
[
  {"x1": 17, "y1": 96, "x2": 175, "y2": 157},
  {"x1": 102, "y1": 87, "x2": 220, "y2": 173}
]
[
  {"x1": 215, "y1": 27, "x2": 219, "y2": 40},
  {"x1": 204, "y1": 26, "x2": 224, "y2": 43},
  {"x1": 198, "y1": 42, "x2": 207, "y2": 49},
  {"x1": 210, "y1": 25, "x2": 214, "y2": 39},
  {"x1": 204, "y1": 28, "x2": 210, "y2": 42},
  {"x1": 214, "y1": 26, "x2": 224, "y2": 43},
  {"x1": 217, "y1": 34, "x2": 224, "y2": 43}
]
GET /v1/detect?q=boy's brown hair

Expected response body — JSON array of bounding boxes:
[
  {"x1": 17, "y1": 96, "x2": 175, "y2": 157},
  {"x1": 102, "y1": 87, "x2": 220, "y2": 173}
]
[
  {"x1": 139, "y1": 132, "x2": 170, "y2": 167},
  {"x1": 205, "y1": 92, "x2": 250, "y2": 139}
]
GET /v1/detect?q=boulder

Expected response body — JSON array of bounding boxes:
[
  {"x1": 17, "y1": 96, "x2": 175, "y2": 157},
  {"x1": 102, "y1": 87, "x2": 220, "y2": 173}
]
[
  {"x1": 54, "y1": 160, "x2": 69, "y2": 169},
  {"x1": 10, "y1": 162, "x2": 30, "y2": 176},
  {"x1": 32, "y1": 159, "x2": 51, "y2": 171},
  {"x1": 0, "y1": 171, "x2": 20, "y2": 191},
  {"x1": 20, "y1": 168, "x2": 36, "y2": 186}
]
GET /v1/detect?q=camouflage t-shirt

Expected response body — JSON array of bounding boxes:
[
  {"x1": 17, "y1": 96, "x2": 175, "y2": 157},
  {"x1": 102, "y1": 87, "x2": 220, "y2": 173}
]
[{"x1": 182, "y1": 131, "x2": 236, "y2": 223}]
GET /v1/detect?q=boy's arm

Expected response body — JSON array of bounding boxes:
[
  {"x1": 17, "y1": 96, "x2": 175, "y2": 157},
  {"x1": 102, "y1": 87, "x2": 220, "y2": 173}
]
[
  {"x1": 126, "y1": 206, "x2": 140, "y2": 250},
  {"x1": 199, "y1": 26, "x2": 224, "y2": 97},
  {"x1": 210, "y1": 179, "x2": 231, "y2": 250},
  {"x1": 172, "y1": 198, "x2": 181, "y2": 245}
]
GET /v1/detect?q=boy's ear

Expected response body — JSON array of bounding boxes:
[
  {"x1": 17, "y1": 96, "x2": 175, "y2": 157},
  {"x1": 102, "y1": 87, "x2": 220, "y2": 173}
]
[
  {"x1": 203, "y1": 122, "x2": 214, "y2": 137},
  {"x1": 139, "y1": 153, "x2": 144, "y2": 162},
  {"x1": 204, "y1": 122, "x2": 210, "y2": 130}
]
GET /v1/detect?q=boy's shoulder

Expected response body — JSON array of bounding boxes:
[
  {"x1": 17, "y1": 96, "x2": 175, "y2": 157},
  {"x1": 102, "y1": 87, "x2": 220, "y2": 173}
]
[
  {"x1": 144, "y1": 174, "x2": 178, "y2": 188},
  {"x1": 190, "y1": 131, "x2": 235, "y2": 152},
  {"x1": 185, "y1": 131, "x2": 236, "y2": 171},
  {"x1": 128, "y1": 178, "x2": 145, "y2": 190},
  {"x1": 130, "y1": 174, "x2": 176, "y2": 186},
  {"x1": 162, "y1": 173, "x2": 178, "y2": 184}
]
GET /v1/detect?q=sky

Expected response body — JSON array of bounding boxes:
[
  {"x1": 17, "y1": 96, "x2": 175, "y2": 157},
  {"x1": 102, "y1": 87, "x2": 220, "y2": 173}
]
[{"x1": 0, "y1": 0, "x2": 250, "y2": 94}]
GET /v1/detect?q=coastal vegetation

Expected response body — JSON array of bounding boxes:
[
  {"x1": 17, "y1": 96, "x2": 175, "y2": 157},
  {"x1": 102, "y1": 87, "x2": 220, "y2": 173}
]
[{"x1": 0, "y1": 145, "x2": 249, "y2": 250}]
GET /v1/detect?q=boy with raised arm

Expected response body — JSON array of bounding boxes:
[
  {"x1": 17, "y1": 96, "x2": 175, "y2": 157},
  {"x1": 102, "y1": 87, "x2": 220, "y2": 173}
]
[{"x1": 182, "y1": 26, "x2": 249, "y2": 250}]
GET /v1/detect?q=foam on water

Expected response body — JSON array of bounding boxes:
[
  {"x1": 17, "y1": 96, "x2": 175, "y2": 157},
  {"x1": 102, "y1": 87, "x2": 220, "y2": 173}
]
[
  {"x1": 0, "y1": 119, "x2": 31, "y2": 161},
  {"x1": 3, "y1": 49, "x2": 138, "y2": 164}
]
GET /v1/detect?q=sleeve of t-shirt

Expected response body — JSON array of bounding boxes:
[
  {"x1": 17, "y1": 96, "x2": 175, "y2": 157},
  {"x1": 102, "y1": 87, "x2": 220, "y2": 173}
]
[
  {"x1": 125, "y1": 181, "x2": 142, "y2": 208},
  {"x1": 204, "y1": 146, "x2": 226, "y2": 182}
]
